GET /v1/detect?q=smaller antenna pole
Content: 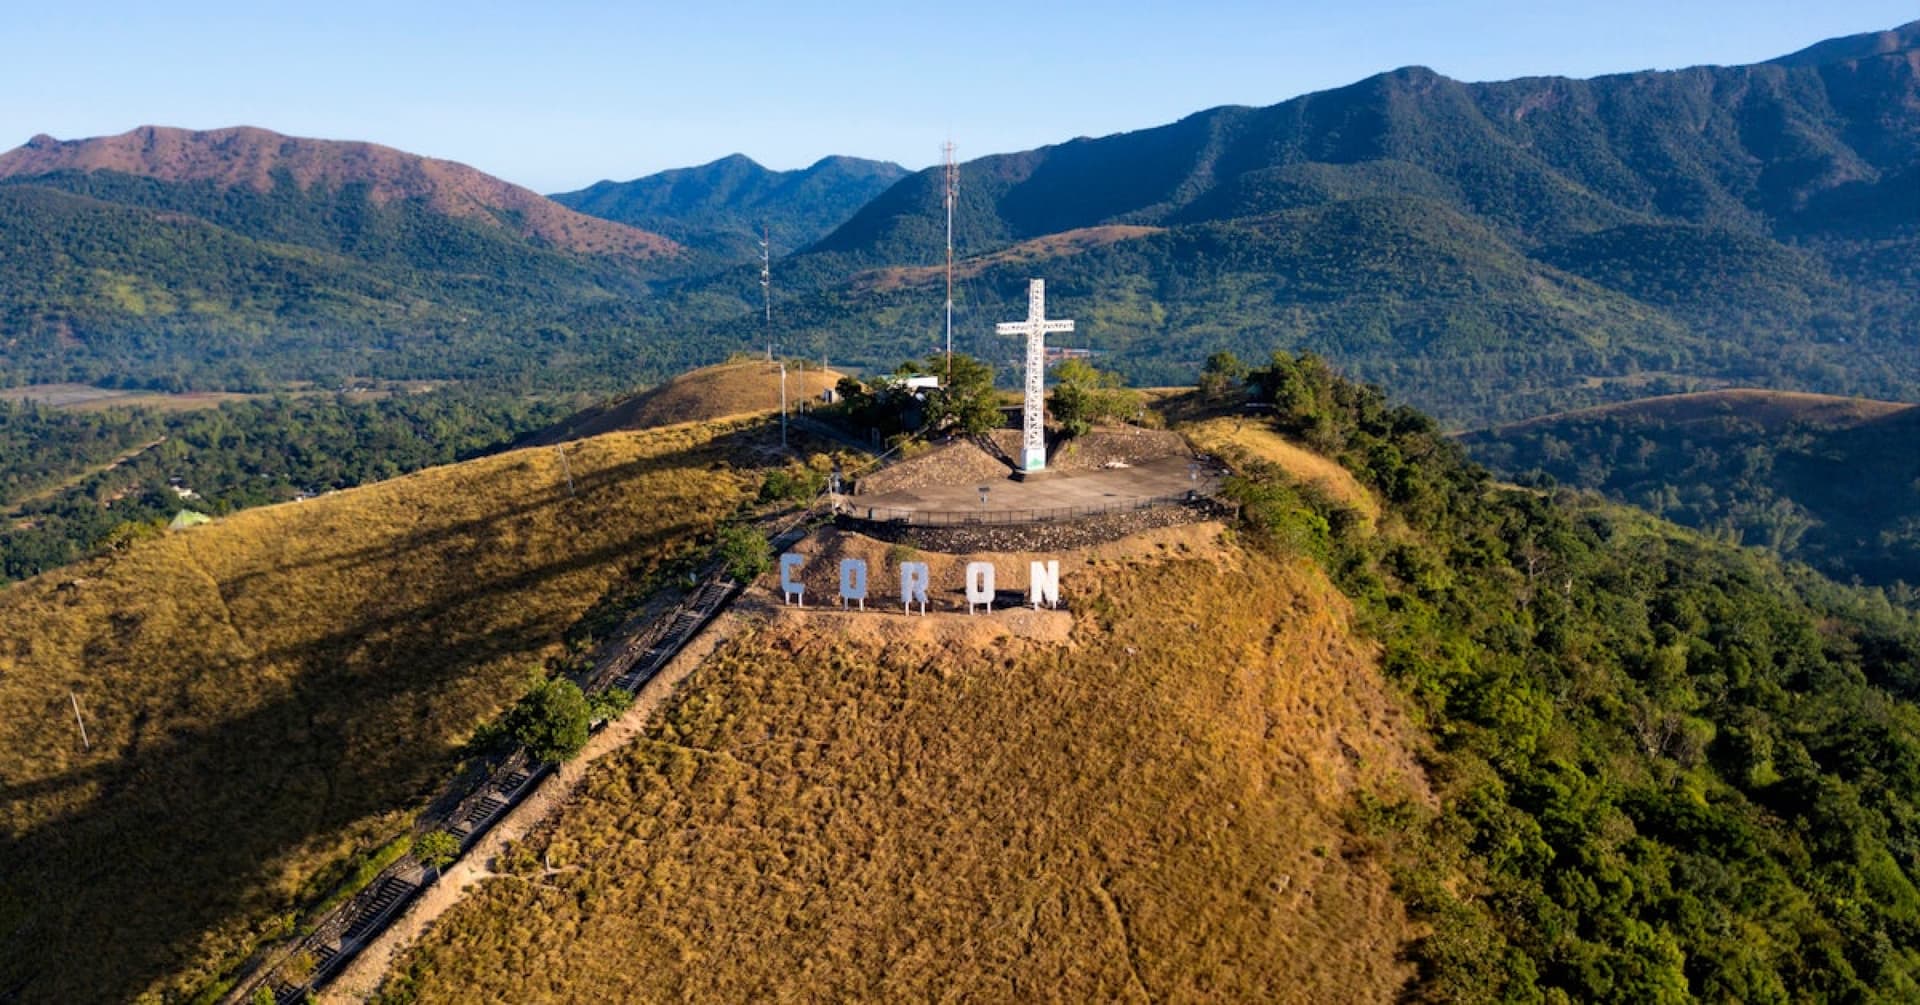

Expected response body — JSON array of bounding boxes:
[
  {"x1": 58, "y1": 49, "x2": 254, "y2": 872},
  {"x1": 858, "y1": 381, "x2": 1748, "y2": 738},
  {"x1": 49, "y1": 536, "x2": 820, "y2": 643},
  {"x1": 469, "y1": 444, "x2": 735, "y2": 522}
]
[
  {"x1": 944, "y1": 140, "x2": 957, "y2": 383},
  {"x1": 69, "y1": 691, "x2": 90, "y2": 751},
  {"x1": 761, "y1": 224, "x2": 772, "y2": 361},
  {"x1": 779, "y1": 361, "x2": 789, "y2": 450}
]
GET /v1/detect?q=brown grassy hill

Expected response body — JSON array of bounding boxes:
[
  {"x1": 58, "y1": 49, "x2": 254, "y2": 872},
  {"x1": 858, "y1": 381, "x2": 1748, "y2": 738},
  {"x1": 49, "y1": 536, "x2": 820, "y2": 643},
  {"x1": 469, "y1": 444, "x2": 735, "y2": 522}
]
[
  {"x1": 0, "y1": 126, "x2": 679, "y2": 258},
  {"x1": 526, "y1": 360, "x2": 845, "y2": 445},
  {"x1": 1187, "y1": 416, "x2": 1381, "y2": 527},
  {"x1": 376, "y1": 524, "x2": 1432, "y2": 1003},
  {"x1": 0, "y1": 420, "x2": 760, "y2": 1002},
  {"x1": 1488, "y1": 388, "x2": 1915, "y2": 435}
]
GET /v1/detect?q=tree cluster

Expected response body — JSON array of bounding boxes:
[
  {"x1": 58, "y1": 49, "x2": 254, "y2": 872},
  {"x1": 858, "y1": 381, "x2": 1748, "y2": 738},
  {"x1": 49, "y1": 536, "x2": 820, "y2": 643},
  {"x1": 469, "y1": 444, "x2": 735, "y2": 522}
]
[{"x1": 1228, "y1": 350, "x2": 1920, "y2": 1001}]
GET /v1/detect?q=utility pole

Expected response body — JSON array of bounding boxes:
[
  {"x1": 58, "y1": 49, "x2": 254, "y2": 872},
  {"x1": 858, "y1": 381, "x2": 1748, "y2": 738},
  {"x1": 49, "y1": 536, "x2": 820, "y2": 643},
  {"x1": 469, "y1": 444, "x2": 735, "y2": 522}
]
[
  {"x1": 760, "y1": 224, "x2": 772, "y2": 361},
  {"x1": 779, "y1": 361, "x2": 789, "y2": 450},
  {"x1": 944, "y1": 140, "x2": 958, "y2": 384}
]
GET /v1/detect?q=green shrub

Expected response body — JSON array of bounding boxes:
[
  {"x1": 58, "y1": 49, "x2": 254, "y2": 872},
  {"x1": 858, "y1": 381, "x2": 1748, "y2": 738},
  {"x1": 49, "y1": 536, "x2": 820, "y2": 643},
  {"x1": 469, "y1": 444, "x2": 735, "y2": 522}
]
[
  {"x1": 414, "y1": 831, "x2": 461, "y2": 872},
  {"x1": 715, "y1": 523, "x2": 771, "y2": 583},
  {"x1": 507, "y1": 677, "x2": 592, "y2": 763}
]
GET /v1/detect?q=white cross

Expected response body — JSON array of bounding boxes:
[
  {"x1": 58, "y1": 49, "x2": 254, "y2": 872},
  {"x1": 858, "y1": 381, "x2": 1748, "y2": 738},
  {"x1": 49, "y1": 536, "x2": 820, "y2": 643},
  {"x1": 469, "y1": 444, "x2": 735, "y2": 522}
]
[{"x1": 995, "y1": 279, "x2": 1074, "y2": 472}]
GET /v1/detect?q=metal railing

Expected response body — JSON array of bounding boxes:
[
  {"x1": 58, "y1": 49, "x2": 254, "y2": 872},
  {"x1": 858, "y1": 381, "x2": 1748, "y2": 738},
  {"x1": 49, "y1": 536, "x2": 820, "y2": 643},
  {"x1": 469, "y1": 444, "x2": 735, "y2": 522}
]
[
  {"x1": 844, "y1": 491, "x2": 1208, "y2": 527},
  {"x1": 226, "y1": 436, "x2": 882, "y2": 1004},
  {"x1": 231, "y1": 569, "x2": 744, "y2": 1005}
]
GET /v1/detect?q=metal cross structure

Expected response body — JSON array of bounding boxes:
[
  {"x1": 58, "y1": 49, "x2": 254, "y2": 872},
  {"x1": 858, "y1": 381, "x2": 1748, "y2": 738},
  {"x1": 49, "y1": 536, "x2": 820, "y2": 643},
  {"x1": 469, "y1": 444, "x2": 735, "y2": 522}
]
[{"x1": 995, "y1": 278, "x2": 1075, "y2": 473}]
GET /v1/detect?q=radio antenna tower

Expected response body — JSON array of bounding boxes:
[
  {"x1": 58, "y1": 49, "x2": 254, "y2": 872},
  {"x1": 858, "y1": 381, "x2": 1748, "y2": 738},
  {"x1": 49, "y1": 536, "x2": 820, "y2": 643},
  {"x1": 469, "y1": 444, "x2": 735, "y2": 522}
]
[
  {"x1": 760, "y1": 223, "x2": 772, "y2": 361},
  {"x1": 944, "y1": 140, "x2": 958, "y2": 383}
]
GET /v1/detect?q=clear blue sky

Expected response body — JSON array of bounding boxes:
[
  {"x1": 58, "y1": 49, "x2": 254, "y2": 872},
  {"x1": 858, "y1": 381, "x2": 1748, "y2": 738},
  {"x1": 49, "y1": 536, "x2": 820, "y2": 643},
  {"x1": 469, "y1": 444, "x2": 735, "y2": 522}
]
[{"x1": 3, "y1": 1, "x2": 1913, "y2": 193}]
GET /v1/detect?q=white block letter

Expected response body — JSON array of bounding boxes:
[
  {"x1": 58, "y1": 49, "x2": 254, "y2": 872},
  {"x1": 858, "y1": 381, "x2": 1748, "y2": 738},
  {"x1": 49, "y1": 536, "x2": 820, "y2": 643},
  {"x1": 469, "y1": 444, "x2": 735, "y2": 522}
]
[
  {"x1": 839, "y1": 558, "x2": 868, "y2": 610},
  {"x1": 779, "y1": 553, "x2": 805, "y2": 606},
  {"x1": 1029, "y1": 560, "x2": 1060, "y2": 609},
  {"x1": 965, "y1": 561, "x2": 996, "y2": 614},
  {"x1": 900, "y1": 561, "x2": 929, "y2": 614}
]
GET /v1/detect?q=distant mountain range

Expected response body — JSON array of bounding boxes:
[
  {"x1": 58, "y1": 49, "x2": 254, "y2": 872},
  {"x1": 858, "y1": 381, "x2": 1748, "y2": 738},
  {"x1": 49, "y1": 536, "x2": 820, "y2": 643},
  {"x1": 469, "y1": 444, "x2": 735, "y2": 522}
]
[
  {"x1": 0, "y1": 126, "x2": 690, "y2": 389},
  {"x1": 718, "y1": 18, "x2": 1920, "y2": 421},
  {"x1": 3, "y1": 21, "x2": 1919, "y2": 419},
  {"x1": 0, "y1": 126, "x2": 676, "y2": 258},
  {"x1": 551, "y1": 153, "x2": 906, "y2": 260}
]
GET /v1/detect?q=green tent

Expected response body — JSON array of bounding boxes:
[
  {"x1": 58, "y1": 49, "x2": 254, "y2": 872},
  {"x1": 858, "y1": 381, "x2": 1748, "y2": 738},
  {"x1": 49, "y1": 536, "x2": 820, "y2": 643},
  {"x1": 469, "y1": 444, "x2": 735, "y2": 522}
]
[{"x1": 168, "y1": 510, "x2": 213, "y2": 531}]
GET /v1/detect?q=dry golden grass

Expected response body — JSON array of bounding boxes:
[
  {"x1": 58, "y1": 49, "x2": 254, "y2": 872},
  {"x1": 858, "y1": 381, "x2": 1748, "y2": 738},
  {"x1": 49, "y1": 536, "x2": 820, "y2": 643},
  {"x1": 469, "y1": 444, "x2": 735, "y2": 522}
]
[
  {"x1": 0, "y1": 420, "x2": 758, "y2": 1003},
  {"x1": 1186, "y1": 416, "x2": 1382, "y2": 525},
  {"x1": 528, "y1": 361, "x2": 845, "y2": 446},
  {"x1": 377, "y1": 529, "x2": 1428, "y2": 1003}
]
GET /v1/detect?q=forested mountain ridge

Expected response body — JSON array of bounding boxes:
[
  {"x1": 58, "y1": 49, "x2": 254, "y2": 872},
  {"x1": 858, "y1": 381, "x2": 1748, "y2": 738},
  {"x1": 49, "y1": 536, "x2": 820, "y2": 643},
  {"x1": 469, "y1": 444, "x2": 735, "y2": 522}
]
[
  {"x1": 0, "y1": 126, "x2": 679, "y2": 258},
  {"x1": 552, "y1": 152, "x2": 906, "y2": 260},
  {"x1": 816, "y1": 20, "x2": 1920, "y2": 256},
  {"x1": 1464, "y1": 388, "x2": 1920, "y2": 593},
  {"x1": 739, "y1": 20, "x2": 1920, "y2": 422},
  {"x1": 6, "y1": 21, "x2": 1920, "y2": 416},
  {"x1": 0, "y1": 127, "x2": 713, "y2": 391}
]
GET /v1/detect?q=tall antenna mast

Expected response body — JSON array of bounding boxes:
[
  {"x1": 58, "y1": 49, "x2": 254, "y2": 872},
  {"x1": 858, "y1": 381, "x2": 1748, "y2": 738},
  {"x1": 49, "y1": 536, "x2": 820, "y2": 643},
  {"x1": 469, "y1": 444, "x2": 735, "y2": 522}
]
[
  {"x1": 944, "y1": 140, "x2": 957, "y2": 383},
  {"x1": 760, "y1": 223, "x2": 772, "y2": 361}
]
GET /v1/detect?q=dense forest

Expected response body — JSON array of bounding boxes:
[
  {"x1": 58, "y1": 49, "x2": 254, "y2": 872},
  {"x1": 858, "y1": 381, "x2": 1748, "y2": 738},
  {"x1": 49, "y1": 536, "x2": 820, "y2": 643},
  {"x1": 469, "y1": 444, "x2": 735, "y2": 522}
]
[
  {"x1": 0, "y1": 390, "x2": 569, "y2": 582},
  {"x1": 0, "y1": 174, "x2": 720, "y2": 393},
  {"x1": 1222, "y1": 353, "x2": 1920, "y2": 1001},
  {"x1": 1462, "y1": 392, "x2": 1920, "y2": 598},
  {"x1": 550, "y1": 153, "x2": 907, "y2": 260}
]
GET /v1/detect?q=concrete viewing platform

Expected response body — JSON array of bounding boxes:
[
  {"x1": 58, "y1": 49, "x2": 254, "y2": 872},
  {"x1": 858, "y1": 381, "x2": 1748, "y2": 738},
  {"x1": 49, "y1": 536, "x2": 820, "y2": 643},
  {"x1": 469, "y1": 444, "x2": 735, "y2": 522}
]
[{"x1": 847, "y1": 453, "x2": 1223, "y2": 526}]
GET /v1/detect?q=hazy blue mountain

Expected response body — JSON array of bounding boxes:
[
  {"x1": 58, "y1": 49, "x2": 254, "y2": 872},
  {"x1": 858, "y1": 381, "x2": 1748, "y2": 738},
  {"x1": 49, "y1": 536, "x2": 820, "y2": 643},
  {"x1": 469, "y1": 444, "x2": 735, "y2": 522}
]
[{"x1": 552, "y1": 153, "x2": 907, "y2": 260}]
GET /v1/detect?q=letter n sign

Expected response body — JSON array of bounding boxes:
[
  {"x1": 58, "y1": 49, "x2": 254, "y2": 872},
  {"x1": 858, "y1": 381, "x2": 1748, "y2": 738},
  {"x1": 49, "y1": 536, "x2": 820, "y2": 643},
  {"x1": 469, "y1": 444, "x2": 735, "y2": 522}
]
[{"x1": 1029, "y1": 560, "x2": 1059, "y2": 609}]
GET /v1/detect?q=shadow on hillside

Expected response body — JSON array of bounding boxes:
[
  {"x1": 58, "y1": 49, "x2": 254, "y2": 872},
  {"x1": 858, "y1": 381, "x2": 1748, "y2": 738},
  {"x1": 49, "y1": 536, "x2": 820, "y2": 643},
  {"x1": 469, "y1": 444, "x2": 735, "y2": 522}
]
[
  {"x1": 213, "y1": 425, "x2": 774, "y2": 597},
  {"x1": 0, "y1": 433, "x2": 774, "y2": 1001}
]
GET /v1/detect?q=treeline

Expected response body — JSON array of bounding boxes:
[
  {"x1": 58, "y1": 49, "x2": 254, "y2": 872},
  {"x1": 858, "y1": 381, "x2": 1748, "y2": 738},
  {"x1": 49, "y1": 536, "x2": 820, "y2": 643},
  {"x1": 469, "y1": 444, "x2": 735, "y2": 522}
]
[
  {"x1": 1464, "y1": 403, "x2": 1920, "y2": 599},
  {"x1": 1225, "y1": 352, "x2": 1920, "y2": 1001},
  {"x1": 1, "y1": 389, "x2": 570, "y2": 582}
]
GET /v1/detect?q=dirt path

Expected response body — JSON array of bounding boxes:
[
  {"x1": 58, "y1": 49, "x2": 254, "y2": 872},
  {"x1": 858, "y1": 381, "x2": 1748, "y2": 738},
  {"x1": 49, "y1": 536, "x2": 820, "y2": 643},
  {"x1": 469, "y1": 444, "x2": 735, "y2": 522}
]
[
  {"x1": 318, "y1": 610, "x2": 743, "y2": 1003},
  {"x1": 6, "y1": 435, "x2": 168, "y2": 515}
]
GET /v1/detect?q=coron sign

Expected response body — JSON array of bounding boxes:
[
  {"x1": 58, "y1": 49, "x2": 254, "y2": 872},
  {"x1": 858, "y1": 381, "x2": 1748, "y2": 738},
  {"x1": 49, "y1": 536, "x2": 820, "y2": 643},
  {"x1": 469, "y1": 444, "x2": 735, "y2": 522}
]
[{"x1": 778, "y1": 553, "x2": 1061, "y2": 615}]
